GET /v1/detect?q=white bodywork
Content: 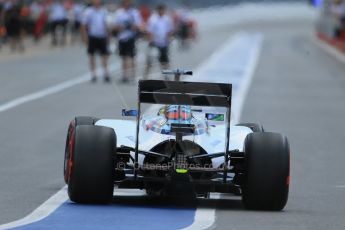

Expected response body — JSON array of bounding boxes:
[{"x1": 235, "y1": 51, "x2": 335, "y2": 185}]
[{"x1": 96, "y1": 119, "x2": 252, "y2": 168}]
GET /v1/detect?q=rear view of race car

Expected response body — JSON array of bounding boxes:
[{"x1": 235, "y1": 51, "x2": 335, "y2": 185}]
[{"x1": 63, "y1": 76, "x2": 290, "y2": 211}]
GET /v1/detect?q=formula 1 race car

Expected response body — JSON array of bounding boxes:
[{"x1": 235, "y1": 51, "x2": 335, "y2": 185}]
[{"x1": 63, "y1": 70, "x2": 290, "y2": 211}]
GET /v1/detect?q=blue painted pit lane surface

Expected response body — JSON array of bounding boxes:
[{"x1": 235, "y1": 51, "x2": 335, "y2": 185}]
[{"x1": 13, "y1": 201, "x2": 195, "y2": 230}]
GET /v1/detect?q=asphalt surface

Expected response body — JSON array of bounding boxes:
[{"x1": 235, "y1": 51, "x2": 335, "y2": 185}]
[
  {"x1": 1, "y1": 4, "x2": 345, "y2": 230},
  {"x1": 214, "y1": 20, "x2": 345, "y2": 230}
]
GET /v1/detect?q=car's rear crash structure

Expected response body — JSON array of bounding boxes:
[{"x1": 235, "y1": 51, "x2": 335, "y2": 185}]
[{"x1": 64, "y1": 76, "x2": 290, "y2": 211}]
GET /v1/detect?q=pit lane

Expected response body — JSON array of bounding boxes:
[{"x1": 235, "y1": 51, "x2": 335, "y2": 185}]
[{"x1": 1, "y1": 2, "x2": 345, "y2": 230}]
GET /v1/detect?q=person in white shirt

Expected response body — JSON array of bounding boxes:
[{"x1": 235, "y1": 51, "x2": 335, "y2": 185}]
[
  {"x1": 48, "y1": 0, "x2": 68, "y2": 46},
  {"x1": 71, "y1": 0, "x2": 84, "y2": 43},
  {"x1": 113, "y1": 0, "x2": 142, "y2": 83},
  {"x1": 81, "y1": 0, "x2": 110, "y2": 83},
  {"x1": 144, "y1": 4, "x2": 174, "y2": 79}
]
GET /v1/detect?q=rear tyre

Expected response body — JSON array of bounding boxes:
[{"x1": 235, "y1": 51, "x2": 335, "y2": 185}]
[
  {"x1": 67, "y1": 125, "x2": 116, "y2": 203},
  {"x1": 242, "y1": 132, "x2": 290, "y2": 211},
  {"x1": 64, "y1": 116, "x2": 99, "y2": 183},
  {"x1": 237, "y1": 123, "x2": 264, "y2": 132},
  {"x1": 74, "y1": 116, "x2": 99, "y2": 126}
]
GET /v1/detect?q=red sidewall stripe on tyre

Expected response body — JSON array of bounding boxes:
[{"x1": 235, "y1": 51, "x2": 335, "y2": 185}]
[{"x1": 64, "y1": 121, "x2": 75, "y2": 183}]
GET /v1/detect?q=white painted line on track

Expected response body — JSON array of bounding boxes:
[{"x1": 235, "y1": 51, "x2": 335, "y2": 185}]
[
  {"x1": 0, "y1": 75, "x2": 88, "y2": 113},
  {"x1": 0, "y1": 187, "x2": 69, "y2": 230},
  {"x1": 0, "y1": 63, "x2": 116, "y2": 113},
  {"x1": 0, "y1": 53, "x2": 148, "y2": 114},
  {"x1": 232, "y1": 34, "x2": 263, "y2": 123},
  {"x1": 189, "y1": 32, "x2": 263, "y2": 124},
  {"x1": 0, "y1": 32, "x2": 263, "y2": 230},
  {"x1": 182, "y1": 194, "x2": 221, "y2": 230},
  {"x1": 0, "y1": 188, "x2": 147, "y2": 230},
  {"x1": 335, "y1": 185, "x2": 345, "y2": 188},
  {"x1": 181, "y1": 33, "x2": 263, "y2": 230}
]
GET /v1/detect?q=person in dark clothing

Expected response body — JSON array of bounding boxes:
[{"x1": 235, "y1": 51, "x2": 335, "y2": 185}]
[
  {"x1": 0, "y1": 2, "x2": 4, "y2": 49},
  {"x1": 113, "y1": 0, "x2": 142, "y2": 82},
  {"x1": 4, "y1": 0, "x2": 24, "y2": 52}
]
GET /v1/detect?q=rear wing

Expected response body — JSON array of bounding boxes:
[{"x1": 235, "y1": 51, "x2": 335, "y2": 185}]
[
  {"x1": 138, "y1": 80, "x2": 232, "y2": 107},
  {"x1": 134, "y1": 80, "x2": 233, "y2": 183}
]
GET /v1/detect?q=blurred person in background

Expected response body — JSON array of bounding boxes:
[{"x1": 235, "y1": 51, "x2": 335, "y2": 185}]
[
  {"x1": 48, "y1": 0, "x2": 68, "y2": 46},
  {"x1": 174, "y1": 5, "x2": 188, "y2": 47},
  {"x1": 71, "y1": 0, "x2": 84, "y2": 43},
  {"x1": 330, "y1": 0, "x2": 345, "y2": 38},
  {"x1": 30, "y1": 0, "x2": 47, "y2": 42},
  {"x1": 3, "y1": 0, "x2": 25, "y2": 52},
  {"x1": 113, "y1": 0, "x2": 142, "y2": 83},
  {"x1": 173, "y1": 0, "x2": 196, "y2": 49},
  {"x1": 81, "y1": 0, "x2": 110, "y2": 83},
  {"x1": 0, "y1": 0, "x2": 4, "y2": 50},
  {"x1": 19, "y1": 2, "x2": 30, "y2": 40},
  {"x1": 144, "y1": 3, "x2": 174, "y2": 79},
  {"x1": 0, "y1": 1, "x2": 3, "y2": 20}
]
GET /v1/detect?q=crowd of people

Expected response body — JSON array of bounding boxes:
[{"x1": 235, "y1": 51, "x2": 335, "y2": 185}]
[
  {"x1": 0, "y1": 0, "x2": 87, "y2": 51},
  {"x1": 82, "y1": 0, "x2": 196, "y2": 83},
  {"x1": 0, "y1": 0, "x2": 197, "y2": 83}
]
